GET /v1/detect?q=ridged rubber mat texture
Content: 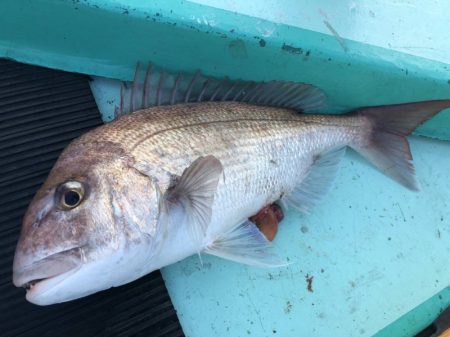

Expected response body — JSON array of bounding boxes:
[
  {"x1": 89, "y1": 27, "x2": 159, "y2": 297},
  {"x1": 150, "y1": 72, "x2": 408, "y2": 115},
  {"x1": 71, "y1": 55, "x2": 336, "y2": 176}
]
[{"x1": 0, "y1": 59, "x2": 184, "y2": 337}]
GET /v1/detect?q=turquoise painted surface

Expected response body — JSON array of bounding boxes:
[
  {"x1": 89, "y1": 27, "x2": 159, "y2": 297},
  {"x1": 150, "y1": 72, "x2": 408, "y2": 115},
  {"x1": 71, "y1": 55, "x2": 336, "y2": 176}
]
[
  {"x1": 374, "y1": 287, "x2": 450, "y2": 337},
  {"x1": 1, "y1": 0, "x2": 450, "y2": 138},
  {"x1": 191, "y1": 0, "x2": 450, "y2": 65}
]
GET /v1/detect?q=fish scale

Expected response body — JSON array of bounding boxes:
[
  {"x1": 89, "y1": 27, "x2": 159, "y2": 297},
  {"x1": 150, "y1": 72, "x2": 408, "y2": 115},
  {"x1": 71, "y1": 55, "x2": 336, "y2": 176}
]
[{"x1": 77, "y1": 101, "x2": 361, "y2": 241}]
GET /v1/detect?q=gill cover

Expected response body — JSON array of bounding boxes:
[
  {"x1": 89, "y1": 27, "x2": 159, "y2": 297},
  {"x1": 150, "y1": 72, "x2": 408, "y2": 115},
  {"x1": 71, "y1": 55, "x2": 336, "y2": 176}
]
[{"x1": 134, "y1": 155, "x2": 224, "y2": 249}]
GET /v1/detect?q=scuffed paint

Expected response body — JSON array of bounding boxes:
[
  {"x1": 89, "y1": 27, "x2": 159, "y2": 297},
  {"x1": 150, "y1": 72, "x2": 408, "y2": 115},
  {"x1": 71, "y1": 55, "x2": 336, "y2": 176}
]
[
  {"x1": 323, "y1": 20, "x2": 348, "y2": 52},
  {"x1": 281, "y1": 43, "x2": 303, "y2": 55},
  {"x1": 191, "y1": 13, "x2": 217, "y2": 27},
  {"x1": 228, "y1": 39, "x2": 248, "y2": 58},
  {"x1": 255, "y1": 20, "x2": 276, "y2": 37}
]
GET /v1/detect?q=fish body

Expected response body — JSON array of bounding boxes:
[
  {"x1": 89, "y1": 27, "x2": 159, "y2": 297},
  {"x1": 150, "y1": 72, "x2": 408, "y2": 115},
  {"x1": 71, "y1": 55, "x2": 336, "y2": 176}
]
[
  {"x1": 88, "y1": 101, "x2": 362, "y2": 251},
  {"x1": 11, "y1": 67, "x2": 450, "y2": 305}
]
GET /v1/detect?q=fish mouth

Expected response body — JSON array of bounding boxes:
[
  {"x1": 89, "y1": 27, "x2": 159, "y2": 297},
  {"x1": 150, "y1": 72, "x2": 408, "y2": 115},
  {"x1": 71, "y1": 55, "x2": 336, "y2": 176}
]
[
  {"x1": 23, "y1": 278, "x2": 45, "y2": 291},
  {"x1": 13, "y1": 247, "x2": 82, "y2": 290}
]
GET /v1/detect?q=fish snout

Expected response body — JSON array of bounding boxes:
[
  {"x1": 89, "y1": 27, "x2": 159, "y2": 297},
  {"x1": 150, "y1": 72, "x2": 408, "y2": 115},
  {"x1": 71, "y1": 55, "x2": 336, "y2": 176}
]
[{"x1": 13, "y1": 248, "x2": 82, "y2": 289}]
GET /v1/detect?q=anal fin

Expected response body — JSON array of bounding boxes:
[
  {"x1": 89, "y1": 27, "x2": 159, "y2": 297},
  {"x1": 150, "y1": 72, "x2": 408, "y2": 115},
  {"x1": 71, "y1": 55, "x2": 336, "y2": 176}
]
[{"x1": 286, "y1": 147, "x2": 346, "y2": 213}]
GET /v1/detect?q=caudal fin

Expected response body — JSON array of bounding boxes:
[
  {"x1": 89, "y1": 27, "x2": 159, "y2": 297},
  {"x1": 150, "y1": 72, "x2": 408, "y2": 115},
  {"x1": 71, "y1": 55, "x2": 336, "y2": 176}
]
[{"x1": 353, "y1": 100, "x2": 450, "y2": 190}]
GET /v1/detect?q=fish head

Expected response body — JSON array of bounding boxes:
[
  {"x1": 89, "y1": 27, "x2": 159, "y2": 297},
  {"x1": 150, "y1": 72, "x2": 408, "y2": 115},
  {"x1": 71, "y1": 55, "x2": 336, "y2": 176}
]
[{"x1": 13, "y1": 141, "x2": 162, "y2": 305}]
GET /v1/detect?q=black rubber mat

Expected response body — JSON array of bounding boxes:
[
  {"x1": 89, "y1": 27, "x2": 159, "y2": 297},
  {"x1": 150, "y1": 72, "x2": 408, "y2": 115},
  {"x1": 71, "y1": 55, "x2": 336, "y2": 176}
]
[{"x1": 0, "y1": 59, "x2": 184, "y2": 337}]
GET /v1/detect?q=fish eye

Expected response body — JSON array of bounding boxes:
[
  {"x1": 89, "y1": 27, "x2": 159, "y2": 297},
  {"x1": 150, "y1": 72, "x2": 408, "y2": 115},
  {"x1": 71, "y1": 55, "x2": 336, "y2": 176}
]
[{"x1": 56, "y1": 181, "x2": 85, "y2": 210}]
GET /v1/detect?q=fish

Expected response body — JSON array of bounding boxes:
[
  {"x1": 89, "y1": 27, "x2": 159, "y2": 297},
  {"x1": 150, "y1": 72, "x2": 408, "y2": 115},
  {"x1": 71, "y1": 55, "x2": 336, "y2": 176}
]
[{"x1": 12, "y1": 65, "x2": 450, "y2": 305}]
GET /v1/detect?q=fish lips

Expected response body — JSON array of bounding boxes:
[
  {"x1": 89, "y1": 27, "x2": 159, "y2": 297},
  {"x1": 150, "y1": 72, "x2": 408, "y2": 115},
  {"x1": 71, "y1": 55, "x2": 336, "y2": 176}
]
[{"x1": 13, "y1": 248, "x2": 82, "y2": 297}]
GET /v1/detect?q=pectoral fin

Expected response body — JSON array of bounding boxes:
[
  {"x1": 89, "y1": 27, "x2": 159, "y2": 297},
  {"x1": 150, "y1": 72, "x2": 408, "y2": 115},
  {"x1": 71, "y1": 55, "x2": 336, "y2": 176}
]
[
  {"x1": 166, "y1": 156, "x2": 223, "y2": 247},
  {"x1": 205, "y1": 219, "x2": 287, "y2": 267}
]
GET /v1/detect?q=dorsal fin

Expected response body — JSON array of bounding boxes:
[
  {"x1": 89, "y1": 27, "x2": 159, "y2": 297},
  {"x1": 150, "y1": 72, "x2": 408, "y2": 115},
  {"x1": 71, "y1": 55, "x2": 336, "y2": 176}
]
[{"x1": 115, "y1": 63, "x2": 326, "y2": 118}]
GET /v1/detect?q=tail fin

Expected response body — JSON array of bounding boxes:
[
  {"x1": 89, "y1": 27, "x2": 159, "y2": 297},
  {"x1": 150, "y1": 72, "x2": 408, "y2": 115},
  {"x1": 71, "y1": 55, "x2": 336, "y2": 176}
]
[{"x1": 353, "y1": 100, "x2": 450, "y2": 190}]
